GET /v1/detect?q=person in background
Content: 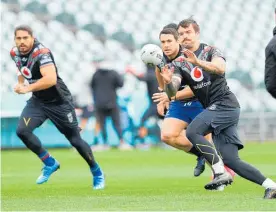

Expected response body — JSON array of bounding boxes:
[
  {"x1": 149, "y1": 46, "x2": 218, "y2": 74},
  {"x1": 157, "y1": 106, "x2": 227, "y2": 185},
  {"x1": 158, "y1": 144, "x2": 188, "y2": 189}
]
[
  {"x1": 126, "y1": 64, "x2": 163, "y2": 149},
  {"x1": 264, "y1": 8, "x2": 276, "y2": 99},
  {"x1": 90, "y1": 60, "x2": 132, "y2": 150},
  {"x1": 73, "y1": 62, "x2": 101, "y2": 146}
]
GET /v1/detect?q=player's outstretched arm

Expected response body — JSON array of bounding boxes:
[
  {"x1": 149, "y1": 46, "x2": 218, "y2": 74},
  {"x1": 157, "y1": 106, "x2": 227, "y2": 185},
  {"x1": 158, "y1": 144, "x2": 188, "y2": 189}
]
[
  {"x1": 152, "y1": 86, "x2": 194, "y2": 103},
  {"x1": 196, "y1": 56, "x2": 226, "y2": 75},
  {"x1": 181, "y1": 49, "x2": 226, "y2": 75},
  {"x1": 155, "y1": 66, "x2": 164, "y2": 90},
  {"x1": 160, "y1": 65, "x2": 181, "y2": 98}
]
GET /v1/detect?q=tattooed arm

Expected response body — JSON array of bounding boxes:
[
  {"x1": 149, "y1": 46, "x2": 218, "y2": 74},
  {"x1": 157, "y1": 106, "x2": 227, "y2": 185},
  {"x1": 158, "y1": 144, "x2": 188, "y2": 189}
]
[
  {"x1": 182, "y1": 48, "x2": 226, "y2": 75},
  {"x1": 196, "y1": 57, "x2": 226, "y2": 75},
  {"x1": 160, "y1": 65, "x2": 182, "y2": 99},
  {"x1": 164, "y1": 76, "x2": 182, "y2": 98}
]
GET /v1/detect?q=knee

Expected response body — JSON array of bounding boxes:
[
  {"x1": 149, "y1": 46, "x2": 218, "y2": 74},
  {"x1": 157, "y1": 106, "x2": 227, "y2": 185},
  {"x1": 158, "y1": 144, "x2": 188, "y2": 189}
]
[
  {"x1": 161, "y1": 131, "x2": 179, "y2": 144},
  {"x1": 65, "y1": 130, "x2": 82, "y2": 147},
  {"x1": 16, "y1": 126, "x2": 30, "y2": 139},
  {"x1": 222, "y1": 156, "x2": 236, "y2": 169},
  {"x1": 185, "y1": 126, "x2": 197, "y2": 141}
]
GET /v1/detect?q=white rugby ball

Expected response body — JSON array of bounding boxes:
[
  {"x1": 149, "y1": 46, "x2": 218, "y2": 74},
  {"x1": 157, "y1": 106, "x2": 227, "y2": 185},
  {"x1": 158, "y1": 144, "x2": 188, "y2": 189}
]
[{"x1": 140, "y1": 44, "x2": 163, "y2": 66}]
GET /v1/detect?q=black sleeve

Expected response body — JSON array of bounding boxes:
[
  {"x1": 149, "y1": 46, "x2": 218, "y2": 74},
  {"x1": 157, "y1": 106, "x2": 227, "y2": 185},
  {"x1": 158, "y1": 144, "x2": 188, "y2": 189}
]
[
  {"x1": 210, "y1": 47, "x2": 226, "y2": 61},
  {"x1": 264, "y1": 40, "x2": 276, "y2": 99},
  {"x1": 136, "y1": 71, "x2": 157, "y2": 82},
  {"x1": 113, "y1": 71, "x2": 124, "y2": 88},
  {"x1": 38, "y1": 53, "x2": 54, "y2": 68},
  {"x1": 90, "y1": 74, "x2": 96, "y2": 89},
  {"x1": 136, "y1": 74, "x2": 149, "y2": 82}
]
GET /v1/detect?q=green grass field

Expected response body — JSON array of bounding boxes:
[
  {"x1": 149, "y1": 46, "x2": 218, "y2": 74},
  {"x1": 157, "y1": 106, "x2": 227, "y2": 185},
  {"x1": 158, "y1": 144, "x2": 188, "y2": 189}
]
[{"x1": 2, "y1": 143, "x2": 276, "y2": 211}]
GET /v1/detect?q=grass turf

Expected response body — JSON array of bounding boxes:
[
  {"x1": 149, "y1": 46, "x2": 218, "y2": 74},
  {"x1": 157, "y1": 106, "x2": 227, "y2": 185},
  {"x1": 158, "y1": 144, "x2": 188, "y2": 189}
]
[{"x1": 2, "y1": 142, "x2": 276, "y2": 211}]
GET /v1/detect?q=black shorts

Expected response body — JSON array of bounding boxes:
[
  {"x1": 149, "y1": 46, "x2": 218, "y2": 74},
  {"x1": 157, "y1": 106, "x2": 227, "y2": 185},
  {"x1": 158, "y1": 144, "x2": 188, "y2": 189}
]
[
  {"x1": 190, "y1": 104, "x2": 244, "y2": 150},
  {"x1": 19, "y1": 97, "x2": 79, "y2": 134}
]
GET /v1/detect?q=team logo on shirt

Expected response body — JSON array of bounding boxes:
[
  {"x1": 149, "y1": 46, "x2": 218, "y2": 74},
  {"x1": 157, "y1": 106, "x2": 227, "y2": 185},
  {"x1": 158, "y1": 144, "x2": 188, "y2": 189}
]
[
  {"x1": 20, "y1": 66, "x2": 32, "y2": 79},
  {"x1": 67, "y1": 112, "x2": 73, "y2": 123},
  {"x1": 191, "y1": 66, "x2": 203, "y2": 82}
]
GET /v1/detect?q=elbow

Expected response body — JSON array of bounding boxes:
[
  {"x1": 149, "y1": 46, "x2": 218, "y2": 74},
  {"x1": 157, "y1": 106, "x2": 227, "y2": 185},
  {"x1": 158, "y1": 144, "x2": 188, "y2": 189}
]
[
  {"x1": 266, "y1": 84, "x2": 276, "y2": 98},
  {"x1": 50, "y1": 77, "x2": 57, "y2": 86},
  {"x1": 218, "y1": 67, "x2": 225, "y2": 75}
]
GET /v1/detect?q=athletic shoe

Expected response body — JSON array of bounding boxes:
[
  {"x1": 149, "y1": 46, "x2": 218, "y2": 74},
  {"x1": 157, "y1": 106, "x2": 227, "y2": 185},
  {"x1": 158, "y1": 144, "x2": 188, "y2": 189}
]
[
  {"x1": 93, "y1": 174, "x2": 105, "y2": 190},
  {"x1": 36, "y1": 160, "x2": 60, "y2": 184},
  {"x1": 194, "y1": 156, "x2": 205, "y2": 177},
  {"x1": 205, "y1": 171, "x2": 233, "y2": 190},
  {"x1": 264, "y1": 188, "x2": 276, "y2": 199}
]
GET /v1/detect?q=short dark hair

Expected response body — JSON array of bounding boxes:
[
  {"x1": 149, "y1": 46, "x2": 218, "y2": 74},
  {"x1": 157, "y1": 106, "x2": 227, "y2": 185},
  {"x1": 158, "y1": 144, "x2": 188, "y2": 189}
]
[
  {"x1": 163, "y1": 23, "x2": 178, "y2": 30},
  {"x1": 178, "y1": 18, "x2": 200, "y2": 33},
  {"x1": 14, "y1": 25, "x2": 33, "y2": 36},
  {"x1": 159, "y1": 28, "x2": 178, "y2": 40}
]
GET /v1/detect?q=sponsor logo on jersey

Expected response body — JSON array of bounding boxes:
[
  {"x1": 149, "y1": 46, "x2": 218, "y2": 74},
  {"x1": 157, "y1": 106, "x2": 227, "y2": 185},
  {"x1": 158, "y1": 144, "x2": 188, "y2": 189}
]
[
  {"x1": 191, "y1": 66, "x2": 203, "y2": 82},
  {"x1": 20, "y1": 66, "x2": 32, "y2": 79},
  {"x1": 193, "y1": 81, "x2": 211, "y2": 90}
]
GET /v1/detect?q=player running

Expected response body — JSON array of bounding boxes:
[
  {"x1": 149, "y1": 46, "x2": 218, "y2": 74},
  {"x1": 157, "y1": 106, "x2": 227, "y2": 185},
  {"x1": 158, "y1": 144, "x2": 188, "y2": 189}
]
[
  {"x1": 159, "y1": 18, "x2": 276, "y2": 199},
  {"x1": 153, "y1": 24, "x2": 209, "y2": 177},
  {"x1": 10, "y1": 25, "x2": 105, "y2": 189}
]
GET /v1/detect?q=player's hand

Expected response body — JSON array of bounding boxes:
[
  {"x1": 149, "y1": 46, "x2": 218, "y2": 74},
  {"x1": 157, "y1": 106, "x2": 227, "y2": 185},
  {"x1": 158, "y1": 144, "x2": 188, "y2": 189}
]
[
  {"x1": 14, "y1": 84, "x2": 23, "y2": 94},
  {"x1": 165, "y1": 101, "x2": 169, "y2": 110},
  {"x1": 152, "y1": 92, "x2": 169, "y2": 103},
  {"x1": 157, "y1": 101, "x2": 166, "y2": 116},
  {"x1": 181, "y1": 49, "x2": 200, "y2": 65},
  {"x1": 14, "y1": 84, "x2": 30, "y2": 94},
  {"x1": 160, "y1": 65, "x2": 174, "y2": 84}
]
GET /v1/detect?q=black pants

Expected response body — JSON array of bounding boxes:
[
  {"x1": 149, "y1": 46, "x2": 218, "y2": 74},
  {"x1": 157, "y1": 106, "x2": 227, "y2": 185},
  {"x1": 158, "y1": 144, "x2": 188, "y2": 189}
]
[
  {"x1": 186, "y1": 105, "x2": 266, "y2": 185},
  {"x1": 95, "y1": 106, "x2": 122, "y2": 144},
  {"x1": 16, "y1": 97, "x2": 96, "y2": 167}
]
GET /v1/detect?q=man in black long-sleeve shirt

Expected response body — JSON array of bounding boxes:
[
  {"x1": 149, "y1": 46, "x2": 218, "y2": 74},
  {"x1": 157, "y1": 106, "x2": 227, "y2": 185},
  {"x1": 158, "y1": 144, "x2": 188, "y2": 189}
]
[
  {"x1": 264, "y1": 9, "x2": 276, "y2": 99},
  {"x1": 91, "y1": 63, "x2": 132, "y2": 150}
]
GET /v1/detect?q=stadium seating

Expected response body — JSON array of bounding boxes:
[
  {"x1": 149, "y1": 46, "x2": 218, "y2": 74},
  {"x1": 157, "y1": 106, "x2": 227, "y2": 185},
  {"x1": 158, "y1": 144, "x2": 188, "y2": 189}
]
[{"x1": 1, "y1": 0, "x2": 275, "y2": 112}]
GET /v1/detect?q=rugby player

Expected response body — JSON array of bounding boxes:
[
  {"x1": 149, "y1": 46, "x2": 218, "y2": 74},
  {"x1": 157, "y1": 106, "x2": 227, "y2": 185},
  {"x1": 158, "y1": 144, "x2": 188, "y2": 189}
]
[
  {"x1": 160, "y1": 18, "x2": 276, "y2": 198},
  {"x1": 11, "y1": 25, "x2": 105, "y2": 189}
]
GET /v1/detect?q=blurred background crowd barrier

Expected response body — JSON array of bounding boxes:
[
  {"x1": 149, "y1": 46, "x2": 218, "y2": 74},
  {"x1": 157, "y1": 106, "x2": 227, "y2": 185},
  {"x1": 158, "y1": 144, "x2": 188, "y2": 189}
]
[{"x1": 1, "y1": 0, "x2": 276, "y2": 148}]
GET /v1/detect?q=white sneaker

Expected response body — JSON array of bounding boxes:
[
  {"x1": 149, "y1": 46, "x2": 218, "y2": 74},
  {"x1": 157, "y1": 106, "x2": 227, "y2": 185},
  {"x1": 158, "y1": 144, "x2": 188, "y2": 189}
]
[
  {"x1": 215, "y1": 185, "x2": 225, "y2": 191},
  {"x1": 118, "y1": 143, "x2": 133, "y2": 151},
  {"x1": 91, "y1": 144, "x2": 110, "y2": 152},
  {"x1": 136, "y1": 143, "x2": 151, "y2": 150}
]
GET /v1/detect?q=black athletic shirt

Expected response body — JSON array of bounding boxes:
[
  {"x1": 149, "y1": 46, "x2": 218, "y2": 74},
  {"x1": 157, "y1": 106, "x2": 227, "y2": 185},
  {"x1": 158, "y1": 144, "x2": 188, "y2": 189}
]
[
  {"x1": 172, "y1": 43, "x2": 240, "y2": 109},
  {"x1": 136, "y1": 65, "x2": 159, "y2": 103},
  {"x1": 264, "y1": 26, "x2": 276, "y2": 99},
  {"x1": 90, "y1": 68, "x2": 124, "y2": 109},
  {"x1": 10, "y1": 39, "x2": 72, "y2": 104},
  {"x1": 157, "y1": 45, "x2": 197, "y2": 102}
]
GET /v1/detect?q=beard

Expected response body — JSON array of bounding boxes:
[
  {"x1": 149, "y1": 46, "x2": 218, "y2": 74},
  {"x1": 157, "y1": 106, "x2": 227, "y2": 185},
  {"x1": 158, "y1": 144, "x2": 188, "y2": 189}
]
[
  {"x1": 182, "y1": 43, "x2": 193, "y2": 49},
  {"x1": 18, "y1": 45, "x2": 32, "y2": 55}
]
